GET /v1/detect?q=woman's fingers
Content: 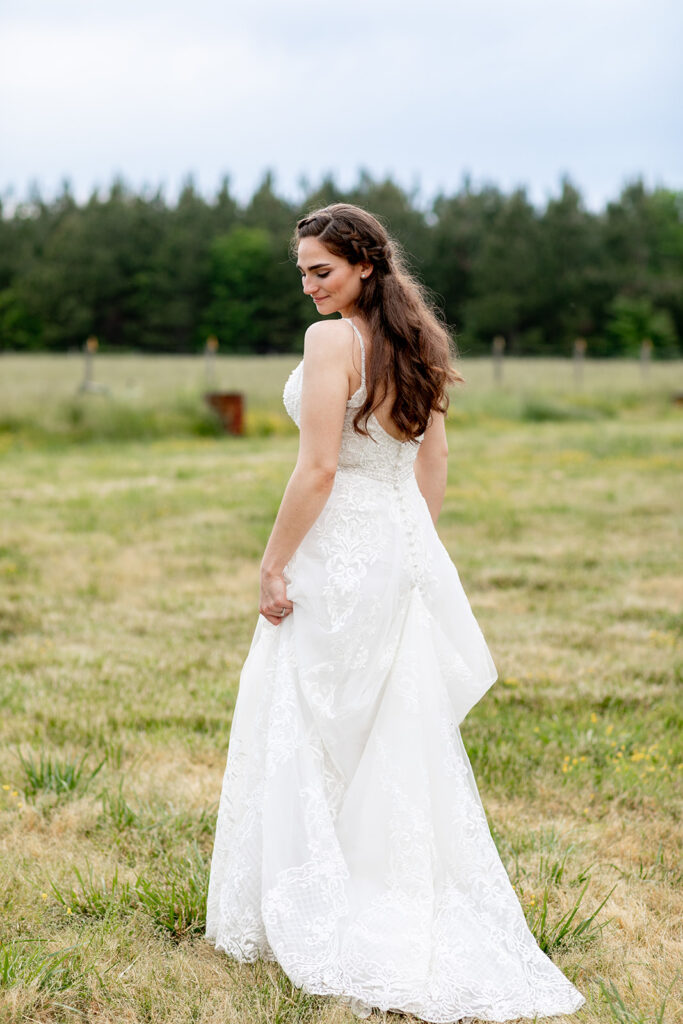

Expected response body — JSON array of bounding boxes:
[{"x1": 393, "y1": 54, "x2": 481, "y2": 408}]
[
  {"x1": 259, "y1": 573, "x2": 293, "y2": 625},
  {"x1": 259, "y1": 600, "x2": 294, "y2": 625},
  {"x1": 261, "y1": 611, "x2": 292, "y2": 625}
]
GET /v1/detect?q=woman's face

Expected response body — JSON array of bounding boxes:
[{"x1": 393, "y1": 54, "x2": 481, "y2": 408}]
[{"x1": 296, "y1": 236, "x2": 371, "y2": 318}]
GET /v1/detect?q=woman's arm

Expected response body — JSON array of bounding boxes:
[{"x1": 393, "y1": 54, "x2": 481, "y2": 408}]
[
  {"x1": 414, "y1": 410, "x2": 449, "y2": 525},
  {"x1": 259, "y1": 321, "x2": 352, "y2": 624}
]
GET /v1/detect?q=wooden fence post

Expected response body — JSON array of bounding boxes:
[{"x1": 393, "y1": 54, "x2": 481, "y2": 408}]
[
  {"x1": 640, "y1": 338, "x2": 653, "y2": 381},
  {"x1": 492, "y1": 335, "x2": 506, "y2": 383},
  {"x1": 79, "y1": 335, "x2": 102, "y2": 393},
  {"x1": 573, "y1": 337, "x2": 587, "y2": 387},
  {"x1": 205, "y1": 335, "x2": 219, "y2": 387}
]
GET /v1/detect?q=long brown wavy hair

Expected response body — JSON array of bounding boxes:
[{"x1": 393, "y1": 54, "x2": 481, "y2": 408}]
[{"x1": 291, "y1": 202, "x2": 463, "y2": 441}]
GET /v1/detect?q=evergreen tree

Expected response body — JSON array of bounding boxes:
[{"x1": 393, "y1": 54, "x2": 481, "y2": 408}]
[{"x1": 0, "y1": 171, "x2": 680, "y2": 356}]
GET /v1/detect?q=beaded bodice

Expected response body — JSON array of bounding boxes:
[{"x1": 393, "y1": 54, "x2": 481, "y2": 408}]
[{"x1": 282, "y1": 318, "x2": 422, "y2": 485}]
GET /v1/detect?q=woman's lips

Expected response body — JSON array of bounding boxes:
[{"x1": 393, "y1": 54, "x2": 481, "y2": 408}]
[{"x1": 313, "y1": 296, "x2": 328, "y2": 303}]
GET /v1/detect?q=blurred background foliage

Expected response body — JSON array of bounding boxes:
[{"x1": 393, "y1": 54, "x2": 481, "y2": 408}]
[{"x1": 0, "y1": 171, "x2": 681, "y2": 357}]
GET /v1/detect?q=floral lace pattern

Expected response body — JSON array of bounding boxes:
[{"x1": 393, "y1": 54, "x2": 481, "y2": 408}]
[{"x1": 206, "y1": 319, "x2": 586, "y2": 1022}]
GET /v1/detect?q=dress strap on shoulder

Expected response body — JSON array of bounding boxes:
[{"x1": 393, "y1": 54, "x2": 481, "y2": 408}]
[{"x1": 344, "y1": 317, "x2": 366, "y2": 387}]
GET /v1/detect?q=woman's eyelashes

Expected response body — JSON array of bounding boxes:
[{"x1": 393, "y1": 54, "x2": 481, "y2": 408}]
[{"x1": 300, "y1": 272, "x2": 330, "y2": 279}]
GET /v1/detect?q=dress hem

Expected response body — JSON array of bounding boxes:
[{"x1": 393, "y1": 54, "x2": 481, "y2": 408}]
[{"x1": 205, "y1": 937, "x2": 586, "y2": 1024}]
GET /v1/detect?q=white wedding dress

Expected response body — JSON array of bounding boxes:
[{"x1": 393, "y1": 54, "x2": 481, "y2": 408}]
[{"x1": 206, "y1": 319, "x2": 586, "y2": 1022}]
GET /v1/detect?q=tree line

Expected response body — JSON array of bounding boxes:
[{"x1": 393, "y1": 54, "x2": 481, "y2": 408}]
[{"x1": 0, "y1": 171, "x2": 681, "y2": 357}]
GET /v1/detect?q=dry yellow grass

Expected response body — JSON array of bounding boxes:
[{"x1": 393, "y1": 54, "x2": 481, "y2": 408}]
[{"x1": 0, "y1": 355, "x2": 681, "y2": 1023}]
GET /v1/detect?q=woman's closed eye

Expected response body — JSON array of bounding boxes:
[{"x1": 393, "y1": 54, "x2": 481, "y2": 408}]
[{"x1": 301, "y1": 272, "x2": 330, "y2": 279}]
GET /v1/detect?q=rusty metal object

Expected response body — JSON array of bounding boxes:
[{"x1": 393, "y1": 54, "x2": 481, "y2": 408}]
[{"x1": 204, "y1": 391, "x2": 245, "y2": 435}]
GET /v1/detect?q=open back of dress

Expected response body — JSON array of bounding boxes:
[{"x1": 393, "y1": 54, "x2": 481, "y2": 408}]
[{"x1": 206, "y1": 319, "x2": 585, "y2": 1022}]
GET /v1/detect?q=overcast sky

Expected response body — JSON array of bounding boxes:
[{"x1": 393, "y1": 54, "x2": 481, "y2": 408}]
[{"x1": 1, "y1": 0, "x2": 681, "y2": 212}]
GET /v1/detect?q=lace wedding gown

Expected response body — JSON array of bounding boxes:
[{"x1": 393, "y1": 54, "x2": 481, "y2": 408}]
[{"x1": 206, "y1": 319, "x2": 586, "y2": 1022}]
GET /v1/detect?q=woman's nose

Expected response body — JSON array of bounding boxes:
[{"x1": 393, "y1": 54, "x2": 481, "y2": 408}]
[{"x1": 302, "y1": 276, "x2": 315, "y2": 294}]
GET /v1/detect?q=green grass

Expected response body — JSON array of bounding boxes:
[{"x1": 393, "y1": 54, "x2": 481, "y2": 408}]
[
  {"x1": 48, "y1": 847, "x2": 209, "y2": 941},
  {"x1": 14, "y1": 748, "x2": 106, "y2": 801},
  {"x1": 526, "y1": 876, "x2": 616, "y2": 954},
  {"x1": 0, "y1": 354, "x2": 681, "y2": 1022},
  {"x1": 134, "y1": 844, "x2": 209, "y2": 941},
  {"x1": 49, "y1": 863, "x2": 134, "y2": 921},
  {"x1": 0, "y1": 938, "x2": 97, "y2": 995},
  {"x1": 595, "y1": 976, "x2": 678, "y2": 1024}
]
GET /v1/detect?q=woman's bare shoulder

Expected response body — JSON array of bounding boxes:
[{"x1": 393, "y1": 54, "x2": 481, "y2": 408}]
[
  {"x1": 303, "y1": 319, "x2": 355, "y2": 359},
  {"x1": 304, "y1": 318, "x2": 354, "y2": 339}
]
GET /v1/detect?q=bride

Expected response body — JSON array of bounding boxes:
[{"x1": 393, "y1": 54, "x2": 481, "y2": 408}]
[{"x1": 205, "y1": 203, "x2": 586, "y2": 1022}]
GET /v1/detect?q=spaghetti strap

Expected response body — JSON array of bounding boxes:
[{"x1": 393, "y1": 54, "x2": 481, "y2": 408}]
[{"x1": 344, "y1": 317, "x2": 366, "y2": 388}]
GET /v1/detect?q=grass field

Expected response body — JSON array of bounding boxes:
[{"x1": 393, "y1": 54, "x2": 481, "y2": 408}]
[{"x1": 0, "y1": 353, "x2": 681, "y2": 1023}]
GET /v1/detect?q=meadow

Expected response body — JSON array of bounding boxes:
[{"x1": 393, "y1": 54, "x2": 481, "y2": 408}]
[{"x1": 0, "y1": 352, "x2": 681, "y2": 1024}]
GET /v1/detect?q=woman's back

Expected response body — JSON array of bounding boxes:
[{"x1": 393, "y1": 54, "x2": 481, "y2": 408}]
[
  {"x1": 283, "y1": 317, "x2": 421, "y2": 486},
  {"x1": 342, "y1": 316, "x2": 412, "y2": 442}
]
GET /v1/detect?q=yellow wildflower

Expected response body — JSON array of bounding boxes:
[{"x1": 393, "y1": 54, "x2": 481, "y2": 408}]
[
  {"x1": 2, "y1": 784, "x2": 9, "y2": 791},
  {"x1": 590, "y1": 713, "x2": 597, "y2": 723}
]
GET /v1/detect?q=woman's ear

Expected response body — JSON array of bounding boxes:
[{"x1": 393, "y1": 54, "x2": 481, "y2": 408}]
[{"x1": 359, "y1": 262, "x2": 373, "y2": 279}]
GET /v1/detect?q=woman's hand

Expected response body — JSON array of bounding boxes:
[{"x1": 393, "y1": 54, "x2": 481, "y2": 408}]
[{"x1": 259, "y1": 569, "x2": 294, "y2": 626}]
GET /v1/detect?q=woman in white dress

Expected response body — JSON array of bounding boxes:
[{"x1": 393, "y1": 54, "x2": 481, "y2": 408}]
[{"x1": 206, "y1": 203, "x2": 586, "y2": 1022}]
